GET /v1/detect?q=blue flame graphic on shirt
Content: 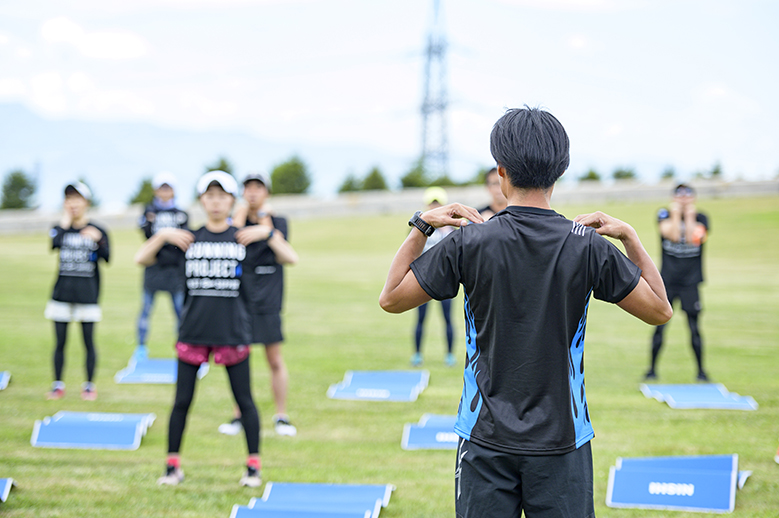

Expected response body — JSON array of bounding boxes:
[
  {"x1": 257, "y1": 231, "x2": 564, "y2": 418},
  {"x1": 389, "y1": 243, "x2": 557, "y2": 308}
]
[
  {"x1": 454, "y1": 292, "x2": 483, "y2": 440},
  {"x1": 569, "y1": 288, "x2": 594, "y2": 448}
]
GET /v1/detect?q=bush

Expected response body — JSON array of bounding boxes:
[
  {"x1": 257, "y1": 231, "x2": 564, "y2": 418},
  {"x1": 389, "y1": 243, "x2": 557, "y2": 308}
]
[{"x1": 271, "y1": 156, "x2": 311, "y2": 194}]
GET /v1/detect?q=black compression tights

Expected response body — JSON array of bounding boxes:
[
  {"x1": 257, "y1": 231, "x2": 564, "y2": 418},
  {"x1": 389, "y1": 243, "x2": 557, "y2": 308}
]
[
  {"x1": 167, "y1": 357, "x2": 260, "y2": 454},
  {"x1": 53, "y1": 321, "x2": 97, "y2": 382},
  {"x1": 651, "y1": 312, "x2": 704, "y2": 372}
]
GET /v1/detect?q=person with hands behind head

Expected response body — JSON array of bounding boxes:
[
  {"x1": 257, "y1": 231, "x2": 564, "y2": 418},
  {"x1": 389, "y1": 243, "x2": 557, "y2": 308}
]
[
  {"x1": 136, "y1": 170, "x2": 263, "y2": 488},
  {"x1": 45, "y1": 182, "x2": 110, "y2": 401},
  {"x1": 380, "y1": 106, "x2": 671, "y2": 518},
  {"x1": 645, "y1": 183, "x2": 710, "y2": 382},
  {"x1": 218, "y1": 172, "x2": 300, "y2": 438}
]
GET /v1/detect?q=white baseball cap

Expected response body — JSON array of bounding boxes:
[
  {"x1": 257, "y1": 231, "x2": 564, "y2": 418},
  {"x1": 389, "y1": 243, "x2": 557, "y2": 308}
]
[
  {"x1": 152, "y1": 171, "x2": 177, "y2": 190},
  {"x1": 64, "y1": 181, "x2": 92, "y2": 201},
  {"x1": 196, "y1": 170, "x2": 239, "y2": 196}
]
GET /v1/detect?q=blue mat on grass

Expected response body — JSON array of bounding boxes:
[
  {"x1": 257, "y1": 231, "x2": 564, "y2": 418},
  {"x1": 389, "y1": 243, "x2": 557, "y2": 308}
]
[
  {"x1": 606, "y1": 454, "x2": 750, "y2": 513},
  {"x1": 0, "y1": 478, "x2": 14, "y2": 503},
  {"x1": 230, "y1": 482, "x2": 396, "y2": 518},
  {"x1": 640, "y1": 383, "x2": 757, "y2": 410},
  {"x1": 402, "y1": 414, "x2": 458, "y2": 450},
  {"x1": 31, "y1": 411, "x2": 155, "y2": 450},
  {"x1": 0, "y1": 371, "x2": 10, "y2": 390},
  {"x1": 327, "y1": 370, "x2": 429, "y2": 402},
  {"x1": 231, "y1": 507, "x2": 370, "y2": 518},
  {"x1": 115, "y1": 358, "x2": 209, "y2": 384}
]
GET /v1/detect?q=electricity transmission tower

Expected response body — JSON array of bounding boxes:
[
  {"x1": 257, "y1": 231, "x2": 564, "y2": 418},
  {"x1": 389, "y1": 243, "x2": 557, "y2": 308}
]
[{"x1": 420, "y1": 0, "x2": 449, "y2": 180}]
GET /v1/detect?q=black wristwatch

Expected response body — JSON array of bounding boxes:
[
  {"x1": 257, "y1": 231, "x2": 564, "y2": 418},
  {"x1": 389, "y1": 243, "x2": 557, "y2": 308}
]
[{"x1": 408, "y1": 211, "x2": 435, "y2": 237}]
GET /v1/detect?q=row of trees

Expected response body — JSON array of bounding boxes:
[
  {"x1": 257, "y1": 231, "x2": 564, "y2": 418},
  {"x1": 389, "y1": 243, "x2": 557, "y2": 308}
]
[{"x1": 0, "y1": 158, "x2": 733, "y2": 210}]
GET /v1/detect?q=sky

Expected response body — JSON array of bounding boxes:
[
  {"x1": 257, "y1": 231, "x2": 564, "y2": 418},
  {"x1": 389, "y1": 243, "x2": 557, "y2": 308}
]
[{"x1": 1, "y1": 0, "x2": 778, "y2": 209}]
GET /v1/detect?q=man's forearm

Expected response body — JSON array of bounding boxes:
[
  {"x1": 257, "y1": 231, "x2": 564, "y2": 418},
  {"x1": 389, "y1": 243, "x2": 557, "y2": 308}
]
[
  {"x1": 622, "y1": 229, "x2": 667, "y2": 303},
  {"x1": 379, "y1": 229, "x2": 428, "y2": 311}
]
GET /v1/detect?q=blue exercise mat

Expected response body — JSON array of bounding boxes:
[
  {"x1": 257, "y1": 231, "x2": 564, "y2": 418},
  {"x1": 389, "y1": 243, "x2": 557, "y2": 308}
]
[
  {"x1": 640, "y1": 383, "x2": 758, "y2": 410},
  {"x1": 31, "y1": 411, "x2": 156, "y2": 450},
  {"x1": 115, "y1": 358, "x2": 209, "y2": 384},
  {"x1": 607, "y1": 454, "x2": 741, "y2": 513},
  {"x1": 243, "y1": 501, "x2": 379, "y2": 517},
  {"x1": 0, "y1": 371, "x2": 10, "y2": 390},
  {"x1": 254, "y1": 482, "x2": 395, "y2": 508},
  {"x1": 402, "y1": 414, "x2": 458, "y2": 450},
  {"x1": 327, "y1": 370, "x2": 429, "y2": 402},
  {"x1": 0, "y1": 478, "x2": 14, "y2": 503},
  {"x1": 231, "y1": 506, "x2": 370, "y2": 518}
]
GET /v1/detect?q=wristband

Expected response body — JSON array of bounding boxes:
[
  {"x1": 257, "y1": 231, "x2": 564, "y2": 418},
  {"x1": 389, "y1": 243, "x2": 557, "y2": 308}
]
[
  {"x1": 267, "y1": 229, "x2": 274, "y2": 240},
  {"x1": 408, "y1": 211, "x2": 434, "y2": 237}
]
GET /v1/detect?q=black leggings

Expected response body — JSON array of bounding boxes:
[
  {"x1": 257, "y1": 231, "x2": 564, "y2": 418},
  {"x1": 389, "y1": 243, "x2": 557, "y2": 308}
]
[
  {"x1": 53, "y1": 321, "x2": 96, "y2": 382},
  {"x1": 168, "y1": 357, "x2": 260, "y2": 455},
  {"x1": 651, "y1": 311, "x2": 704, "y2": 373},
  {"x1": 415, "y1": 299, "x2": 454, "y2": 354}
]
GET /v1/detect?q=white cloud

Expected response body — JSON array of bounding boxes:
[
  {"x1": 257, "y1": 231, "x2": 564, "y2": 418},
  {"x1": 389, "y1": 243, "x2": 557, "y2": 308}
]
[
  {"x1": 494, "y1": 0, "x2": 643, "y2": 12},
  {"x1": 0, "y1": 32, "x2": 10, "y2": 45},
  {"x1": 0, "y1": 77, "x2": 26, "y2": 97},
  {"x1": 30, "y1": 72, "x2": 67, "y2": 113},
  {"x1": 40, "y1": 16, "x2": 149, "y2": 59},
  {"x1": 180, "y1": 93, "x2": 237, "y2": 118}
]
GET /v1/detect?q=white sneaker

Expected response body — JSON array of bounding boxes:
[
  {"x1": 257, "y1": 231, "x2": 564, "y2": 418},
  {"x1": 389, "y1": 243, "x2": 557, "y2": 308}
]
[
  {"x1": 239, "y1": 466, "x2": 262, "y2": 487},
  {"x1": 157, "y1": 465, "x2": 184, "y2": 486},
  {"x1": 218, "y1": 418, "x2": 242, "y2": 436},
  {"x1": 273, "y1": 415, "x2": 297, "y2": 437}
]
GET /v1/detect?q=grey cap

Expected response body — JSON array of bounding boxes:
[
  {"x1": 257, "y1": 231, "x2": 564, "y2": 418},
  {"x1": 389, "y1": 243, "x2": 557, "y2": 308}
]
[
  {"x1": 242, "y1": 171, "x2": 272, "y2": 192},
  {"x1": 64, "y1": 181, "x2": 92, "y2": 201}
]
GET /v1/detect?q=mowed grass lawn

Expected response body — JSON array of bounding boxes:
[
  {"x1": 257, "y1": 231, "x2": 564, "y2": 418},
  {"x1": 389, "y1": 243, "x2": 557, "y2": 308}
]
[{"x1": 0, "y1": 195, "x2": 777, "y2": 517}]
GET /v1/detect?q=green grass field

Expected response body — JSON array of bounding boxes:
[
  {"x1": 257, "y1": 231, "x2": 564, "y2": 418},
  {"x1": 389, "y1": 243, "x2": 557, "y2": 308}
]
[{"x1": 1, "y1": 196, "x2": 777, "y2": 517}]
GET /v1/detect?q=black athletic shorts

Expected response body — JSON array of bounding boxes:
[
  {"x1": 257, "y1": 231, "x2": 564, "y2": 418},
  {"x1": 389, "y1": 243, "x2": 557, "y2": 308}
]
[
  {"x1": 666, "y1": 284, "x2": 701, "y2": 315},
  {"x1": 455, "y1": 437, "x2": 594, "y2": 518},
  {"x1": 250, "y1": 313, "x2": 284, "y2": 345}
]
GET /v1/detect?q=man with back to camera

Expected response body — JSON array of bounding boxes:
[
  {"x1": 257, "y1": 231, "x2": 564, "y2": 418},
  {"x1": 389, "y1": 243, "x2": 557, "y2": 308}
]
[
  {"x1": 645, "y1": 183, "x2": 710, "y2": 382},
  {"x1": 379, "y1": 107, "x2": 672, "y2": 517}
]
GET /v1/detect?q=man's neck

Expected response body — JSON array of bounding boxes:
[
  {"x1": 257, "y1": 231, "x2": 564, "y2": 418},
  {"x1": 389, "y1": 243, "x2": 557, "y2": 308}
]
[
  {"x1": 505, "y1": 186, "x2": 553, "y2": 210},
  {"x1": 205, "y1": 220, "x2": 230, "y2": 233}
]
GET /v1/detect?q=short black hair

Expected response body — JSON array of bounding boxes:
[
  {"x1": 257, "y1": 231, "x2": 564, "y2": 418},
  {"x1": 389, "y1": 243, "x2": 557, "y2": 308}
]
[{"x1": 489, "y1": 107, "x2": 570, "y2": 190}]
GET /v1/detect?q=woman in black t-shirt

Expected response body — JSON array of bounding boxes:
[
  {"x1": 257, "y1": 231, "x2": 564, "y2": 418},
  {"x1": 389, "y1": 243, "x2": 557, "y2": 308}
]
[
  {"x1": 44, "y1": 182, "x2": 110, "y2": 401},
  {"x1": 135, "y1": 171, "x2": 264, "y2": 488}
]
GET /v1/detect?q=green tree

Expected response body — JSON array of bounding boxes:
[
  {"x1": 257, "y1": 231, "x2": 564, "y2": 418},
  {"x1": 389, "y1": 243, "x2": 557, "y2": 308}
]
[
  {"x1": 205, "y1": 156, "x2": 235, "y2": 176},
  {"x1": 1, "y1": 169, "x2": 36, "y2": 209},
  {"x1": 661, "y1": 167, "x2": 676, "y2": 180},
  {"x1": 710, "y1": 161, "x2": 723, "y2": 178},
  {"x1": 400, "y1": 158, "x2": 429, "y2": 188},
  {"x1": 129, "y1": 177, "x2": 154, "y2": 206},
  {"x1": 579, "y1": 169, "x2": 601, "y2": 182},
  {"x1": 338, "y1": 173, "x2": 361, "y2": 193},
  {"x1": 362, "y1": 166, "x2": 389, "y2": 191},
  {"x1": 271, "y1": 155, "x2": 311, "y2": 194},
  {"x1": 470, "y1": 166, "x2": 494, "y2": 186},
  {"x1": 428, "y1": 174, "x2": 457, "y2": 187},
  {"x1": 612, "y1": 167, "x2": 637, "y2": 181}
]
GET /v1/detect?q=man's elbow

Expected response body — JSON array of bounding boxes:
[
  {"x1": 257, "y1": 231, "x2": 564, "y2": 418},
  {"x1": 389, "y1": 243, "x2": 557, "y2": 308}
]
[
  {"x1": 378, "y1": 293, "x2": 404, "y2": 314},
  {"x1": 647, "y1": 305, "x2": 673, "y2": 326}
]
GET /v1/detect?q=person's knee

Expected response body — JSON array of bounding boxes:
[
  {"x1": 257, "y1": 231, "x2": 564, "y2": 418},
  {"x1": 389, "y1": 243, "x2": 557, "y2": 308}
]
[{"x1": 265, "y1": 345, "x2": 285, "y2": 371}]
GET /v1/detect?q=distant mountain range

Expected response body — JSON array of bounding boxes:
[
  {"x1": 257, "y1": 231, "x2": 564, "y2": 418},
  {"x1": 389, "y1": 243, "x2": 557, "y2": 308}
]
[{"x1": 0, "y1": 103, "x2": 418, "y2": 211}]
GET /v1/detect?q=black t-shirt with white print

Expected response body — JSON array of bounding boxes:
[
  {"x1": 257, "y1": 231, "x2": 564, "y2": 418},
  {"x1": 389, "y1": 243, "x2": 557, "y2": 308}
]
[
  {"x1": 178, "y1": 226, "x2": 251, "y2": 346},
  {"x1": 50, "y1": 223, "x2": 110, "y2": 304},
  {"x1": 241, "y1": 216, "x2": 288, "y2": 314},
  {"x1": 657, "y1": 209, "x2": 709, "y2": 286},
  {"x1": 139, "y1": 202, "x2": 189, "y2": 293},
  {"x1": 410, "y1": 206, "x2": 641, "y2": 456}
]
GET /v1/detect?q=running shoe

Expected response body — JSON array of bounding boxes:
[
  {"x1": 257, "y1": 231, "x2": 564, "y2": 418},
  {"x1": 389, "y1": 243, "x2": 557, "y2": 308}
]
[
  {"x1": 239, "y1": 465, "x2": 261, "y2": 488},
  {"x1": 445, "y1": 353, "x2": 457, "y2": 367},
  {"x1": 47, "y1": 382, "x2": 65, "y2": 400},
  {"x1": 218, "y1": 417, "x2": 243, "y2": 436},
  {"x1": 410, "y1": 353, "x2": 423, "y2": 367},
  {"x1": 81, "y1": 382, "x2": 97, "y2": 401},
  {"x1": 157, "y1": 464, "x2": 184, "y2": 486},
  {"x1": 273, "y1": 415, "x2": 297, "y2": 437},
  {"x1": 696, "y1": 371, "x2": 710, "y2": 382}
]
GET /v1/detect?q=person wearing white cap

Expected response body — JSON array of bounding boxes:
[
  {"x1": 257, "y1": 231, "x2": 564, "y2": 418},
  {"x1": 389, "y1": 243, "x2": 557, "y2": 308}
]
[
  {"x1": 134, "y1": 172, "x2": 189, "y2": 361},
  {"x1": 135, "y1": 170, "x2": 263, "y2": 488},
  {"x1": 218, "y1": 172, "x2": 300, "y2": 438},
  {"x1": 410, "y1": 187, "x2": 456, "y2": 367},
  {"x1": 44, "y1": 181, "x2": 110, "y2": 401}
]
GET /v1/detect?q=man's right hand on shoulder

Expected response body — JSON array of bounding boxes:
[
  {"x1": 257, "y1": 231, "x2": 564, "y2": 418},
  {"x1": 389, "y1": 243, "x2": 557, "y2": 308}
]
[{"x1": 421, "y1": 203, "x2": 484, "y2": 229}]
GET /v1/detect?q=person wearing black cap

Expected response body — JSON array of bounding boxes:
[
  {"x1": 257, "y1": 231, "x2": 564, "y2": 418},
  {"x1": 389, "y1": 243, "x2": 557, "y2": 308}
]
[
  {"x1": 645, "y1": 183, "x2": 710, "y2": 381},
  {"x1": 218, "y1": 172, "x2": 299, "y2": 437},
  {"x1": 135, "y1": 171, "x2": 263, "y2": 488},
  {"x1": 44, "y1": 181, "x2": 110, "y2": 401},
  {"x1": 134, "y1": 172, "x2": 189, "y2": 361}
]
